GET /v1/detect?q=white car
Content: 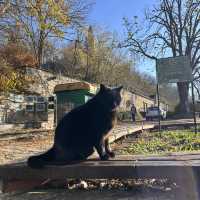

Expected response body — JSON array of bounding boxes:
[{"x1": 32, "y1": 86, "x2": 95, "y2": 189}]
[{"x1": 146, "y1": 107, "x2": 167, "y2": 121}]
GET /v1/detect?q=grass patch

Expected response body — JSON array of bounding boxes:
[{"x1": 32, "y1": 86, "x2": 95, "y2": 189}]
[{"x1": 120, "y1": 130, "x2": 200, "y2": 155}]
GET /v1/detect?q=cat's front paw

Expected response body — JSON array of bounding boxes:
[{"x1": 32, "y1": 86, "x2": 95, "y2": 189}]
[{"x1": 100, "y1": 154, "x2": 109, "y2": 161}]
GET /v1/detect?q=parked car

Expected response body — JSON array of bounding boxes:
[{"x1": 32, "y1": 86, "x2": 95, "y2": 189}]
[{"x1": 146, "y1": 106, "x2": 167, "y2": 121}]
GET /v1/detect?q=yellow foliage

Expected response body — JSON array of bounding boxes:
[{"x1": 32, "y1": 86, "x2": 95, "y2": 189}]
[
  {"x1": 27, "y1": 0, "x2": 70, "y2": 36},
  {"x1": 0, "y1": 55, "x2": 35, "y2": 93},
  {"x1": 0, "y1": 69, "x2": 35, "y2": 93}
]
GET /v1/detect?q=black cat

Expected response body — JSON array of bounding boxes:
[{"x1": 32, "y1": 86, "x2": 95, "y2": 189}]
[{"x1": 27, "y1": 84, "x2": 123, "y2": 168}]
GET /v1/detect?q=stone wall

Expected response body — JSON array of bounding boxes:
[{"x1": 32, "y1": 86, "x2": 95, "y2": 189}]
[{"x1": 26, "y1": 68, "x2": 79, "y2": 97}]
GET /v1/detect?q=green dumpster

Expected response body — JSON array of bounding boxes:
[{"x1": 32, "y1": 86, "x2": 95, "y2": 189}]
[{"x1": 54, "y1": 82, "x2": 98, "y2": 124}]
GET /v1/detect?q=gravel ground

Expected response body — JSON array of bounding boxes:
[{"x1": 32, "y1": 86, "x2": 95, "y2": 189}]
[
  {"x1": 0, "y1": 128, "x2": 129, "y2": 165},
  {"x1": 0, "y1": 131, "x2": 54, "y2": 164}
]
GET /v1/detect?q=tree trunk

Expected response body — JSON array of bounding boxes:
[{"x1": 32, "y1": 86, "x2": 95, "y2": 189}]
[
  {"x1": 37, "y1": 46, "x2": 43, "y2": 68},
  {"x1": 177, "y1": 82, "x2": 190, "y2": 114}
]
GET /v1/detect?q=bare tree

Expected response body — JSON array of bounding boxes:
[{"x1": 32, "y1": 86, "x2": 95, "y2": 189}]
[{"x1": 122, "y1": 0, "x2": 200, "y2": 114}]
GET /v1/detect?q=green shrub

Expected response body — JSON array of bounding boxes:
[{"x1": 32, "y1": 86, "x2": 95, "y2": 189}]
[{"x1": 120, "y1": 130, "x2": 200, "y2": 155}]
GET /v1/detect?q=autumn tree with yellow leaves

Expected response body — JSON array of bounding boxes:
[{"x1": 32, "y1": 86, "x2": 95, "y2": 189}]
[
  {"x1": 0, "y1": 42, "x2": 37, "y2": 93},
  {"x1": 1, "y1": 0, "x2": 91, "y2": 66},
  {"x1": 0, "y1": 0, "x2": 92, "y2": 93}
]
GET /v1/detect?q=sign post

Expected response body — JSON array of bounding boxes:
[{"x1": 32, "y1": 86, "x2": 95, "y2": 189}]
[
  {"x1": 156, "y1": 56, "x2": 196, "y2": 134},
  {"x1": 191, "y1": 82, "x2": 198, "y2": 134},
  {"x1": 156, "y1": 83, "x2": 161, "y2": 136}
]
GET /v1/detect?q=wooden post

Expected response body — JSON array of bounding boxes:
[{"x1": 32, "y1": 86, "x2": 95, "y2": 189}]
[
  {"x1": 156, "y1": 83, "x2": 161, "y2": 136},
  {"x1": 191, "y1": 81, "x2": 197, "y2": 134},
  {"x1": 141, "y1": 120, "x2": 144, "y2": 133}
]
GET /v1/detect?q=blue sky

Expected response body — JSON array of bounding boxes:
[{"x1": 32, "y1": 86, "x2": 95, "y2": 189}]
[
  {"x1": 88, "y1": 0, "x2": 158, "y2": 75},
  {"x1": 89, "y1": 0, "x2": 157, "y2": 36}
]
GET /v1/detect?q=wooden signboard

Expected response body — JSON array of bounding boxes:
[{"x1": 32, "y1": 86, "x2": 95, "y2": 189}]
[{"x1": 156, "y1": 56, "x2": 193, "y2": 84}]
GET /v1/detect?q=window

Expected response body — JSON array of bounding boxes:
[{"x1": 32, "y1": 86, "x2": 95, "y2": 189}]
[
  {"x1": 37, "y1": 96, "x2": 46, "y2": 103},
  {"x1": 36, "y1": 103, "x2": 46, "y2": 112},
  {"x1": 26, "y1": 104, "x2": 34, "y2": 112},
  {"x1": 48, "y1": 103, "x2": 54, "y2": 110},
  {"x1": 48, "y1": 96, "x2": 55, "y2": 102},
  {"x1": 25, "y1": 96, "x2": 36, "y2": 103}
]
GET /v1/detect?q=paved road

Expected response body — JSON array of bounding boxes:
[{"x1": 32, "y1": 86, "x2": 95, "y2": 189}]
[{"x1": 124, "y1": 118, "x2": 200, "y2": 126}]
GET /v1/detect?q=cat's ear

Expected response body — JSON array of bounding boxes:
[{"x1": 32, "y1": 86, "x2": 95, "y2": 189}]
[
  {"x1": 99, "y1": 84, "x2": 107, "y2": 92},
  {"x1": 116, "y1": 85, "x2": 123, "y2": 92}
]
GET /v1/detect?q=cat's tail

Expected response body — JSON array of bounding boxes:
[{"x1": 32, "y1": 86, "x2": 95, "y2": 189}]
[{"x1": 27, "y1": 147, "x2": 55, "y2": 169}]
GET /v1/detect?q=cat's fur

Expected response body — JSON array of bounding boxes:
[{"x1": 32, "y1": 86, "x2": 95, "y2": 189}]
[{"x1": 27, "y1": 84, "x2": 123, "y2": 168}]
